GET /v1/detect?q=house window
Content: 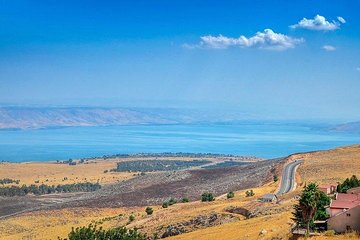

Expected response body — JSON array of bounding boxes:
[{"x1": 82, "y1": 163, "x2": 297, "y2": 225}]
[{"x1": 346, "y1": 213, "x2": 351, "y2": 217}]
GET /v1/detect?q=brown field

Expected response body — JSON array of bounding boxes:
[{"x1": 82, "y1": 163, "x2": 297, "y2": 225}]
[{"x1": 0, "y1": 145, "x2": 359, "y2": 240}]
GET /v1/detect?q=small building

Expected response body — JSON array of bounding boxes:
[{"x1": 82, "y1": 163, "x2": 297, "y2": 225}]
[
  {"x1": 327, "y1": 205, "x2": 360, "y2": 233},
  {"x1": 259, "y1": 193, "x2": 278, "y2": 203},
  {"x1": 319, "y1": 184, "x2": 337, "y2": 195}
]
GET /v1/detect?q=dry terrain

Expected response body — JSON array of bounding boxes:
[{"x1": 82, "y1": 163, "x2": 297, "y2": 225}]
[{"x1": 0, "y1": 145, "x2": 359, "y2": 240}]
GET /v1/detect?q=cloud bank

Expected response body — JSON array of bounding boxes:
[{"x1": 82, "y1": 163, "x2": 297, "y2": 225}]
[
  {"x1": 186, "y1": 29, "x2": 304, "y2": 51},
  {"x1": 290, "y1": 14, "x2": 346, "y2": 31}
]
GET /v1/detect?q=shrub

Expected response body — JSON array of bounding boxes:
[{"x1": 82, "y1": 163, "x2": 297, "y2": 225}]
[
  {"x1": 201, "y1": 192, "x2": 215, "y2": 202},
  {"x1": 129, "y1": 215, "x2": 135, "y2": 222},
  {"x1": 145, "y1": 207, "x2": 153, "y2": 215},
  {"x1": 103, "y1": 170, "x2": 108, "y2": 173},
  {"x1": 227, "y1": 191, "x2": 235, "y2": 199},
  {"x1": 162, "y1": 202, "x2": 169, "y2": 208},
  {"x1": 273, "y1": 175, "x2": 279, "y2": 182},
  {"x1": 245, "y1": 190, "x2": 254, "y2": 197},
  {"x1": 60, "y1": 224, "x2": 146, "y2": 240},
  {"x1": 168, "y1": 198, "x2": 177, "y2": 206},
  {"x1": 181, "y1": 197, "x2": 189, "y2": 203}
]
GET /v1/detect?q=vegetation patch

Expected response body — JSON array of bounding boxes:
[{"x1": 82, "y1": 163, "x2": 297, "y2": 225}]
[
  {"x1": 292, "y1": 183, "x2": 330, "y2": 234},
  {"x1": 0, "y1": 178, "x2": 20, "y2": 185},
  {"x1": 227, "y1": 191, "x2": 235, "y2": 199},
  {"x1": 201, "y1": 161, "x2": 249, "y2": 169},
  {"x1": 337, "y1": 175, "x2": 360, "y2": 193},
  {"x1": 0, "y1": 182, "x2": 101, "y2": 197},
  {"x1": 201, "y1": 192, "x2": 215, "y2": 202},
  {"x1": 113, "y1": 160, "x2": 211, "y2": 172},
  {"x1": 59, "y1": 224, "x2": 146, "y2": 240}
]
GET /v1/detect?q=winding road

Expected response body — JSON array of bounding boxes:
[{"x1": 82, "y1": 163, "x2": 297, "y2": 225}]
[{"x1": 277, "y1": 159, "x2": 304, "y2": 195}]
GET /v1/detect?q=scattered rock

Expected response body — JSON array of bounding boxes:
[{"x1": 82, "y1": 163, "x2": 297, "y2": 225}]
[
  {"x1": 158, "y1": 212, "x2": 238, "y2": 238},
  {"x1": 161, "y1": 224, "x2": 186, "y2": 238},
  {"x1": 260, "y1": 229, "x2": 267, "y2": 235}
]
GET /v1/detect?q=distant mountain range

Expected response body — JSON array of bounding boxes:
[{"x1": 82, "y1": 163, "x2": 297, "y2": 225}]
[
  {"x1": 330, "y1": 121, "x2": 360, "y2": 133},
  {"x1": 0, "y1": 107, "x2": 170, "y2": 129},
  {"x1": 0, "y1": 107, "x2": 250, "y2": 129}
]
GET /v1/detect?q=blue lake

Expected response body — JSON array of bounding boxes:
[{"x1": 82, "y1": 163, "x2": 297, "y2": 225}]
[{"x1": 0, "y1": 123, "x2": 359, "y2": 162}]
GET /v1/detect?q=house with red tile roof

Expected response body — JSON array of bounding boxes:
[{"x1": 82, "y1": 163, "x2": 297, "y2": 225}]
[{"x1": 329, "y1": 193, "x2": 360, "y2": 217}]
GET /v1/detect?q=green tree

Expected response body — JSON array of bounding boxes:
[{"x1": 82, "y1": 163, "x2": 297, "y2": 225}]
[
  {"x1": 181, "y1": 197, "x2": 189, "y2": 203},
  {"x1": 201, "y1": 192, "x2": 215, "y2": 202},
  {"x1": 245, "y1": 190, "x2": 254, "y2": 197},
  {"x1": 273, "y1": 175, "x2": 279, "y2": 182},
  {"x1": 337, "y1": 175, "x2": 360, "y2": 193},
  {"x1": 168, "y1": 198, "x2": 177, "y2": 206},
  {"x1": 227, "y1": 191, "x2": 235, "y2": 199},
  {"x1": 292, "y1": 183, "x2": 330, "y2": 235},
  {"x1": 145, "y1": 207, "x2": 153, "y2": 215}
]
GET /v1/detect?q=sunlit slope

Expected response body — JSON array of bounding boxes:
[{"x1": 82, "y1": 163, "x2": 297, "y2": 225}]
[
  {"x1": 289, "y1": 144, "x2": 360, "y2": 184},
  {"x1": 167, "y1": 144, "x2": 360, "y2": 240}
]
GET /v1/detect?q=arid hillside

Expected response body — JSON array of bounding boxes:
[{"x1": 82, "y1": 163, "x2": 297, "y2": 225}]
[
  {"x1": 288, "y1": 144, "x2": 360, "y2": 185},
  {"x1": 0, "y1": 145, "x2": 359, "y2": 240}
]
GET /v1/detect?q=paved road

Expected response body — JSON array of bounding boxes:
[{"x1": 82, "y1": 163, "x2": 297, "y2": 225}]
[{"x1": 277, "y1": 159, "x2": 304, "y2": 195}]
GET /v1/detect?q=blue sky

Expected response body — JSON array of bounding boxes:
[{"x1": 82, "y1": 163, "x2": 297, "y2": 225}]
[{"x1": 0, "y1": 0, "x2": 359, "y2": 120}]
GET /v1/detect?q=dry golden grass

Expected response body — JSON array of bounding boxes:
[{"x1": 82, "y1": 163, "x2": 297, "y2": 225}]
[
  {"x1": 0, "y1": 159, "x2": 133, "y2": 185},
  {"x1": 289, "y1": 144, "x2": 360, "y2": 185},
  {"x1": 0, "y1": 208, "x2": 130, "y2": 240},
  {"x1": 0, "y1": 182, "x2": 280, "y2": 240}
]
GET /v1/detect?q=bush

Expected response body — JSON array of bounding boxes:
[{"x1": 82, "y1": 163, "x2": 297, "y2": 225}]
[
  {"x1": 103, "y1": 170, "x2": 108, "y2": 173},
  {"x1": 162, "y1": 202, "x2": 169, "y2": 208},
  {"x1": 60, "y1": 224, "x2": 146, "y2": 240},
  {"x1": 201, "y1": 192, "x2": 215, "y2": 202},
  {"x1": 145, "y1": 207, "x2": 153, "y2": 215},
  {"x1": 245, "y1": 190, "x2": 254, "y2": 197},
  {"x1": 129, "y1": 215, "x2": 135, "y2": 222},
  {"x1": 273, "y1": 175, "x2": 279, "y2": 182},
  {"x1": 227, "y1": 191, "x2": 235, "y2": 199},
  {"x1": 0, "y1": 178, "x2": 20, "y2": 185},
  {"x1": 168, "y1": 198, "x2": 177, "y2": 206},
  {"x1": 181, "y1": 197, "x2": 189, "y2": 203}
]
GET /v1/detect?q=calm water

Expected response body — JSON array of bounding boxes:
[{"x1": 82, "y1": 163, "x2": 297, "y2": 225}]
[{"x1": 0, "y1": 123, "x2": 359, "y2": 162}]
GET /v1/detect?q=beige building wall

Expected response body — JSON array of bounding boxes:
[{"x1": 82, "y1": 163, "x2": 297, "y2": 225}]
[{"x1": 327, "y1": 205, "x2": 360, "y2": 233}]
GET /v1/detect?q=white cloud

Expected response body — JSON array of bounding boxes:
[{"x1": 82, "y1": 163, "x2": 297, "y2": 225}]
[
  {"x1": 337, "y1": 16, "x2": 346, "y2": 24},
  {"x1": 290, "y1": 14, "x2": 345, "y2": 31},
  {"x1": 187, "y1": 29, "x2": 304, "y2": 51},
  {"x1": 322, "y1": 45, "x2": 336, "y2": 51}
]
